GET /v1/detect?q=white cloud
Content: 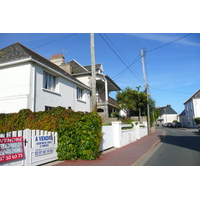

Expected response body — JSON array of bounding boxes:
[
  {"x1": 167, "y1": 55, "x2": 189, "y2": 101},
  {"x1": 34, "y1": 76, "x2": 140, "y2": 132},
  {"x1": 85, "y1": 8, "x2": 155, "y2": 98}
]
[{"x1": 131, "y1": 33, "x2": 200, "y2": 47}]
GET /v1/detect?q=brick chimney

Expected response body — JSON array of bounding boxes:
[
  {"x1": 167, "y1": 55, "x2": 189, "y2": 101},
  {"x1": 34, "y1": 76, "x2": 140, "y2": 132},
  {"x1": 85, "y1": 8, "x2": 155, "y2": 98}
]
[{"x1": 50, "y1": 53, "x2": 64, "y2": 66}]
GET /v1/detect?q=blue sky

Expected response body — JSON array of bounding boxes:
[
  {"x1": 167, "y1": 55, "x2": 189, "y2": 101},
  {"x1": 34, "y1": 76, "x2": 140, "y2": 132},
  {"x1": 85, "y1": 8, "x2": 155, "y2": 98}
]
[{"x1": 0, "y1": 33, "x2": 200, "y2": 114}]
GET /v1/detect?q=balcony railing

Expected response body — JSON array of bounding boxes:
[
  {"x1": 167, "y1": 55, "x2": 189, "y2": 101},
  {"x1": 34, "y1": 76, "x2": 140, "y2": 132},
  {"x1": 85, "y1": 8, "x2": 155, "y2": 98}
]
[{"x1": 97, "y1": 94, "x2": 117, "y2": 107}]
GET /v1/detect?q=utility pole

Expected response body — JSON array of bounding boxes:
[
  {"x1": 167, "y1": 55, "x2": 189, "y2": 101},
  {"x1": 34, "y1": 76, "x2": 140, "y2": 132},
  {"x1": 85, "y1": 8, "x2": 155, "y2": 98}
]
[
  {"x1": 90, "y1": 33, "x2": 96, "y2": 111},
  {"x1": 141, "y1": 49, "x2": 151, "y2": 135}
]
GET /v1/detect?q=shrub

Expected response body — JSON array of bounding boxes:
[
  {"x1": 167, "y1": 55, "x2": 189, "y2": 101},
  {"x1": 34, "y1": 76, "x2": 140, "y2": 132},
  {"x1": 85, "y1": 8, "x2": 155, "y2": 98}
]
[
  {"x1": 194, "y1": 117, "x2": 200, "y2": 125},
  {"x1": 0, "y1": 107, "x2": 102, "y2": 161},
  {"x1": 121, "y1": 117, "x2": 133, "y2": 124},
  {"x1": 56, "y1": 111, "x2": 102, "y2": 161}
]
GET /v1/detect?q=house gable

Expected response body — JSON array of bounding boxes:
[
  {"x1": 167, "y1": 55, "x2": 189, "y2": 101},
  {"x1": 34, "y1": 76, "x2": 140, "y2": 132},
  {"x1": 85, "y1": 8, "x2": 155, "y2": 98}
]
[
  {"x1": 84, "y1": 64, "x2": 104, "y2": 74},
  {"x1": 184, "y1": 89, "x2": 200, "y2": 104},
  {"x1": 158, "y1": 105, "x2": 177, "y2": 115},
  {"x1": 68, "y1": 59, "x2": 88, "y2": 74},
  {"x1": 0, "y1": 43, "x2": 90, "y2": 91}
]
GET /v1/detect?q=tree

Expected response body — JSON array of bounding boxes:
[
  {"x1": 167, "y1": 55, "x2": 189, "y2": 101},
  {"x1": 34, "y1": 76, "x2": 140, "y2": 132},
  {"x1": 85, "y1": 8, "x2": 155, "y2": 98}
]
[
  {"x1": 116, "y1": 87, "x2": 136, "y2": 117},
  {"x1": 153, "y1": 108, "x2": 160, "y2": 123},
  {"x1": 116, "y1": 87, "x2": 148, "y2": 120}
]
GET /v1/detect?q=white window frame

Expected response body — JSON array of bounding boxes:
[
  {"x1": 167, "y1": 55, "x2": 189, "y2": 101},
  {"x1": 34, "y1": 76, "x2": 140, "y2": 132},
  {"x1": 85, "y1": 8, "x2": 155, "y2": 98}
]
[
  {"x1": 77, "y1": 87, "x2": 84, "y2": 101},
  {"x1": 190, "y1": 101, "x2": 193, "y2": 111},
  {"x1": 43, "y1": 71, "x2": 57, "y2": 92},
  {"x1": 45, "y1": 106, "x2": 55, "y2": 111}
]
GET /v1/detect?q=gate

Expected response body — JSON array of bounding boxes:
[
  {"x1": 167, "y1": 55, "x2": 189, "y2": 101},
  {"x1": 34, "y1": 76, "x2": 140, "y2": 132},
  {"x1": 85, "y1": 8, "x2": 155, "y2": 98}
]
[{"x1": 0, "y1": 129, "x2": 58, "y2": 166}]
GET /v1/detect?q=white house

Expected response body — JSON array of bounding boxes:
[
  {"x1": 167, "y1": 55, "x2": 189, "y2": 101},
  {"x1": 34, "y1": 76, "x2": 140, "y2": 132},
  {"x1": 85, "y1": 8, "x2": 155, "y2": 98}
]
[
  {"x1": 0, "y1": 42, "x2": 91, "y2": 113},
  {"x1": 157, "y1": 105, "x2": 178, "y2": 125},
  {"x1": 179, "y1": 89, "x2": 200, "y2": 128}
]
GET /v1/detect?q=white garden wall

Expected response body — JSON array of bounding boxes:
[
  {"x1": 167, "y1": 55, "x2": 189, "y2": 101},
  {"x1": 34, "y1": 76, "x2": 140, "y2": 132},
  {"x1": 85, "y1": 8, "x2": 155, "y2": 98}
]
[{"x1": 100, "y1": 121, "x2": 148, "y2": 151}]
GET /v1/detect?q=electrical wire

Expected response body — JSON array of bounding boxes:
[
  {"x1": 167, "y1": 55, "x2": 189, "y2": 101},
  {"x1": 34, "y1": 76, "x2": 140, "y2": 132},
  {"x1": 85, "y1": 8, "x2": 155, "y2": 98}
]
[
  {"x1": 99, "y1": 33, "x2": 128, "y2": 67},
  {"x1": 32, "y1": 33, "x2": 78, "y2": 49},
  {"x1": 99, "y1": 33, "x2": 143, "y2": 83},
  {"x1": 112, "y1": 54, "x2": 142, "y2": 81},
  {"x1": 104, "y1": 33, "x2": 130, "y2": 66},
  {"x1": 146, "y1": 33, "x2": 192, "y2": 53},
  {"x1": 150, "y1": 87, "x2": 193, "y2": 94}
]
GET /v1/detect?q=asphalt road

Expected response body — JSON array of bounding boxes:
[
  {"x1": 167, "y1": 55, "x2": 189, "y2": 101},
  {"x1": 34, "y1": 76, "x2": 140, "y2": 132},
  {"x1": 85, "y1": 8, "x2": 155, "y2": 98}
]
[{"x1": 137, "y1": 127, "x2": 200, "y2": 166}]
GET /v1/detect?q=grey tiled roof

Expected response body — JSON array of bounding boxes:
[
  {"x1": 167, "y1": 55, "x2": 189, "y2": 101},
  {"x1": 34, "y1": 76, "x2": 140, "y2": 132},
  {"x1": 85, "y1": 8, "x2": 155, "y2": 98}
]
[
  {"x1": 158, "y1": 105, "x2": 177, "y2": 115},
  {"x1": 84, "y1": 64, "x2": 102, "y2": 71},
  {"x1": 68, "y1": 59, "x2": 88, "y2": 74},
  {"x1": 68, "y1": 60, "x2": 102, "y2": 74},
  {"x1": 179, "y1": 109, "x2": 185, "y2": 116},
  {"x1": 0, "y1": 42, "x2": 91, "y2": 90},
  {"x1": 0, "y1": 42, "x2": 31, "y2": 63}
]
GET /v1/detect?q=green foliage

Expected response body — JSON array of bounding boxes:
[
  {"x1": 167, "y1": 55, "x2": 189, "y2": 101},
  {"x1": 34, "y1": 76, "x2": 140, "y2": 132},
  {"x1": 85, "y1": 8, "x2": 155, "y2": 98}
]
[
  {"x1": 110, "y1": 112, "x2": 119, "y2": 118},
  {"x1": 0, "y1": 107, "x2": 102, "y2": 161},
  {"x1": 121, "y1": 117, "x2": 133, "y2": 124},
  {"x1": 116, "y1": 87, "x2": 148, "y2": 117},
  {"x1": 121, "y1": 117, "x2": 134, "y2": 129},
  {"x1": 56, "y1": 111, "x2": 102, "y2": 161},
  {"x1": 116, "y1": 87, "x2": 137, "y2": 116},
  {"x1": 194, "y1": 117, "x2": 200, "y2": 125}
]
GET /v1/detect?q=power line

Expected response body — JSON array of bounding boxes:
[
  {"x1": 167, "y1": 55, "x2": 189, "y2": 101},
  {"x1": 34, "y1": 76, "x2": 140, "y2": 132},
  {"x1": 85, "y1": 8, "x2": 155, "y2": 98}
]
[
  {"x1": 150, "y1": 87, "x2": 193, "y2": 94},
  {"x1": 146, "y1": 33, "x2": 192, "y2": 53},
  {"x1": 104, "y1": 33, "x2": 130, "y2": 66},
  {"x1": 126, "y1": 33, "x2": 143, "y2": 51},
  {"x1": 112, "y1": 54, "x2": 142, "y2": 81},
  {"x1": 99, "y1": 33, "x2": 128, "y2": 67},
  {"x1": 32, "y1": 33, "x2": 78, "y2": 49},
  {"x1": 99, "y1": 33, "x2": 143, "y2": 83}
]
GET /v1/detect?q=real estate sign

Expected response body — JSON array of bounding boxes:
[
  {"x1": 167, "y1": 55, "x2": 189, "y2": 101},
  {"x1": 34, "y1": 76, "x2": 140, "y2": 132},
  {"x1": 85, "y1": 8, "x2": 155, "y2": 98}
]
[
  {"x1": 0, "y1": 137, "x2": 24, "y2": 162},
  {"x1": 35, "y1": 135, "x2": 53, "y2": 156}
]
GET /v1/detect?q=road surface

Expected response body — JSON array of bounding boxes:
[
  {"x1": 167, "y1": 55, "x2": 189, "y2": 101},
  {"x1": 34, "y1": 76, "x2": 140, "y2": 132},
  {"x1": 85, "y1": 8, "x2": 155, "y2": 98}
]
[{"x1": 137, "y1": 127, "x2": 200, "y2": 166}]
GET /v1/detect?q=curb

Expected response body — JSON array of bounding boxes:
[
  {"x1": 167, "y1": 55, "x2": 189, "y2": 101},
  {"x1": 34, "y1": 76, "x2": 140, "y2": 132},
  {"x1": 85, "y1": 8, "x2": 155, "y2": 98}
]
[{"x1": 131, "y1": 129, "x2": 166, "y2": 166}]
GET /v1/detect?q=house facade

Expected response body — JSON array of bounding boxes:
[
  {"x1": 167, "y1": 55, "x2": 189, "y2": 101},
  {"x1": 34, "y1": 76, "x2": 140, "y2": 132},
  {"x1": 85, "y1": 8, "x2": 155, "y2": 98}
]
[
  {"x1": 0, "y1": 42, "x2": 91, "y2": 113},
  {"x1": 49, "y1": 57, "x2": 121, "y2": 119},
  {"x1": 157, "y1": 105, "x2": 178, "y2": 125},
  {"x1": 179, "y1": 89, "x2": 200, "y2": 128}
]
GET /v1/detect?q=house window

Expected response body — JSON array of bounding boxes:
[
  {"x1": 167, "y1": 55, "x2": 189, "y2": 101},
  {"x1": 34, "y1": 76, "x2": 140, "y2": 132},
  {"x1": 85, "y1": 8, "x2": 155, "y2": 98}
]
[
  {"x1": 190, "y1": 101, "x2": 193, "y2": 111},
  {"x1": 45, "y1": 106, "x2": 55, "y2": 111},
  {"x1": 187, "y1": 117, "x2": 190, "y2": 125},
  {"x1": 77, "y1": 87, "x2": 84, "y2": 101},
  {"x1": 43, "y1": 71, "x2": 57, "y2": 91}
]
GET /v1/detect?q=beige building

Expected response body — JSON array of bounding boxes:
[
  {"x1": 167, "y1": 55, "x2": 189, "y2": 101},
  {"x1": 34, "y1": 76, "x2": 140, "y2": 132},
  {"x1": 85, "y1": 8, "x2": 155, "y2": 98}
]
[{"x1": 50, "y1": 55, "x2": 121, "y2": 119}]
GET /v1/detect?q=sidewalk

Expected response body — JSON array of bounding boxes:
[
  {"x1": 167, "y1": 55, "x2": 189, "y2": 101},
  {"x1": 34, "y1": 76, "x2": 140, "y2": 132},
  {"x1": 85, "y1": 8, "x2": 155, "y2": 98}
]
[{"x1": 44, "y1": 128, "x2": 165, "y2": 166}]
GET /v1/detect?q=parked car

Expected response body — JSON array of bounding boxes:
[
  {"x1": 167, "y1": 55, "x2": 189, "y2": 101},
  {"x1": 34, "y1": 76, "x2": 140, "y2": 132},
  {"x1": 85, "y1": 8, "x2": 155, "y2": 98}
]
[
  {"x1": 162, "y1": 123, "x2": 168, "y2": 127},
  {"x1": 173, "y1": 122, "x2": 182, "y2": 128},
  {"x1": 198, "y1": 124, "x2": 200, "y2": 133},
  {"x1": 167, "y1": 123, "x2": 173, "y2": 127}
]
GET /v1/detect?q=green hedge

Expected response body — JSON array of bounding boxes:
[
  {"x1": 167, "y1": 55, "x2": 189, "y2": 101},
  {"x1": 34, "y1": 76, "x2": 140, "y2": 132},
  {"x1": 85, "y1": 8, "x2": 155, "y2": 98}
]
[
  {"x1": 0, "y1": 107, "x2": 102, "y2": 161},
  {"x1": 194, "y1": 117, "x2": 200, "y2": 125}
]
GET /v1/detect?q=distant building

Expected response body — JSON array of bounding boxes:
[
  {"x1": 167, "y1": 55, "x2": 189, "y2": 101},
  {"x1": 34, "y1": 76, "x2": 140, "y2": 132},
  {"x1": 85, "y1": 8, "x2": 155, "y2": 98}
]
[
  {"x1": 179, "y1": 89, "x2": 200, "y2": 128},
  {"x1": 157, "y1": 105, "x2": 178, "y2": 125}
]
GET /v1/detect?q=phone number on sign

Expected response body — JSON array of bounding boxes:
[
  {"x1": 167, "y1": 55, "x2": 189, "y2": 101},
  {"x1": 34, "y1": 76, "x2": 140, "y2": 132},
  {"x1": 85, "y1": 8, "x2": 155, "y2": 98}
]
[
  {"x1": 35, "y1": 148, "x2": 53, "y2": 156},
  {"x1": 0, "y1": 153, "x2": 24, "y2": 162}
]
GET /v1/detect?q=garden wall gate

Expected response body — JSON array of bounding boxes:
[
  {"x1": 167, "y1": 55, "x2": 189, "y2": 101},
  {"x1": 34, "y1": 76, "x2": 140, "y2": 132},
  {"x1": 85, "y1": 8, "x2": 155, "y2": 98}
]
[{"x1": 0, "y1": 129, "x2": 58, "y2": 166}]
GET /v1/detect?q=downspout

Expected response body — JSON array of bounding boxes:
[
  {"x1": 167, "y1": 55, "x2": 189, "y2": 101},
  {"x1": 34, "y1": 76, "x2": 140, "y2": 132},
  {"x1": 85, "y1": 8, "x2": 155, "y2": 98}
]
[
  {"x1": 31, "y1": 63, "x2": 36, "y2": 112},
  {"x1": 104, "y1": 75, "x2": 108, "y2": 118}
]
